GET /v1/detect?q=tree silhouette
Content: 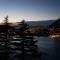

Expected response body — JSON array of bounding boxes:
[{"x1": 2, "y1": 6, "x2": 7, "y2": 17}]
[
  {"x1": 19, "y1": 20, "x2": 29, "y2": 33},
  {"x1": 4, "y1": 15, "x2": 8, "y2": 24},
  {"x1": 4, "y1": 15, "x2": 9, "y2": 60},
  {"x1": 17, "y1": 20, "x2": 38, "y2": 60}
]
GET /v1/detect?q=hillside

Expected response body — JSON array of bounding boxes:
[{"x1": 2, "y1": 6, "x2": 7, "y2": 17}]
[
  {"x1": 26, "y1": 20, "x2": 56, "y2": 28},
  {"x1": 49, "y1": 18, "x2": 60, "y2": 28}
]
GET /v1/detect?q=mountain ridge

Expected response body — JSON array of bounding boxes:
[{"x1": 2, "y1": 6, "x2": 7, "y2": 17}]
[{"x1": 26, "y1": 20, "x2": 56, "y2": 27}]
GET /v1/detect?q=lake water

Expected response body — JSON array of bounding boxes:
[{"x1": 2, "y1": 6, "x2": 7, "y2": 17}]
[{"x1": 35, "y1": 36, "x2": 60, "y2": 60}]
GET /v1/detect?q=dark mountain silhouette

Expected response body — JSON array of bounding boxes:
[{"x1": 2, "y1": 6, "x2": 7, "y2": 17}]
[
  {"x1": 0, "y1": 20, "x2": 56, "y2": 29},
  {"x1": 26, "y1": 20, "x2": 56, "y2": 28},
  {"x1": 49, "y1": 18, "x2": 60, "y2": 28}
]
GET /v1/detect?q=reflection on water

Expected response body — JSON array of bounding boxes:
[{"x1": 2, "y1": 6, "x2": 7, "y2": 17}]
[
  {"x1": 35, "y1": 36, "x2": 60, "y2": 60},
  {"x1": 0, "y1": 36, "x2": 60, "y2": 60}
]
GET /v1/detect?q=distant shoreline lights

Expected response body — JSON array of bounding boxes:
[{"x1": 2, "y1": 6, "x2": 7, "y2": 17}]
[{"x1": 49, "y1": 33, "x2": 60, "y2": 40}]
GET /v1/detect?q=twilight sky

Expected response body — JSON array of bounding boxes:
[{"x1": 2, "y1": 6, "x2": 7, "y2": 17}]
[{"x1": 0, "y1": 0, "x2": 60, "y2": 22}]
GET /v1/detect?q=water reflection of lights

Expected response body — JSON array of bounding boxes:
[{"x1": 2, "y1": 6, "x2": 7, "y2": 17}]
[{"x1": 49, "y1": 34, "x2": 60, "y2": 40}]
